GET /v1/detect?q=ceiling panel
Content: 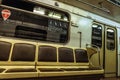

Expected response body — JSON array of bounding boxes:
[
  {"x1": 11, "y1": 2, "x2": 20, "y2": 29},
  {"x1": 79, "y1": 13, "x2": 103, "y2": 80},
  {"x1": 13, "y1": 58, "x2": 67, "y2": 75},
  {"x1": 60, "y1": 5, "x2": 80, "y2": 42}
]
[{"x1": 57, "y1": 0, "x2": 120, "y2": 23}]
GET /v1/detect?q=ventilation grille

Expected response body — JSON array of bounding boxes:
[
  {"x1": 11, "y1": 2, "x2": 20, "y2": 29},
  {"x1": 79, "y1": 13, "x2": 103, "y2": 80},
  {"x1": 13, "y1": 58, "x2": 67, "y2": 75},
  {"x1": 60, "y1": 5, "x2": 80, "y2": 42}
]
[{"x1": 108, "y1": 0, "x2": 120, "y2": 7}]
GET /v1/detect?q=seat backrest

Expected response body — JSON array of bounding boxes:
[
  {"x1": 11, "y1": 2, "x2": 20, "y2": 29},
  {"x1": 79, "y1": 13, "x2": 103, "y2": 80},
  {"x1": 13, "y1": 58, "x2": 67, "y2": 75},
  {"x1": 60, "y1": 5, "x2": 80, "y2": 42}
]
[
  {"x1": 38, "y1": 45, "x2": 57, "y2": 62},
  {"x1": 11, "y1": 43, "x2": 36, "y2": 61},
  {"x1": 75, "y1": 49, "x2": 88, "y2": 63},
  {"x1": 0, "y1": 41, "x2": 11, "y2": 61},
  {"x1": 58, "y1": 47, "x2": 74, "y2": 62}
]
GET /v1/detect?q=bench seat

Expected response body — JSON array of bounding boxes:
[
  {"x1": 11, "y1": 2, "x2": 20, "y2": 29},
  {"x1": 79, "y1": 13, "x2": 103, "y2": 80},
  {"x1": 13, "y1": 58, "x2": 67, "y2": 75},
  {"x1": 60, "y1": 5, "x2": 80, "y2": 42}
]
[
  {"x1": 0, "y1": 39, "x2": 104, "y2": 80},
  {"x1": 38, "y1": 69, "x2": 104, "y2": 77},
  {"x1": 0, "y1": 68, "x2": 5, "y2": 73},
  {"x1": 0, "y1": 72, "x2": 38, "y2": 79}
]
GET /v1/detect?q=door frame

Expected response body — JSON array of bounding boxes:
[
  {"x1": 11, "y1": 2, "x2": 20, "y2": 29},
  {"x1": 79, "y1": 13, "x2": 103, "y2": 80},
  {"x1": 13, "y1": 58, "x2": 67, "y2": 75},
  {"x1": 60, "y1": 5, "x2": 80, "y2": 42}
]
[{"x1": 91, "y1": 22, "x2": 118, "y2": 77}]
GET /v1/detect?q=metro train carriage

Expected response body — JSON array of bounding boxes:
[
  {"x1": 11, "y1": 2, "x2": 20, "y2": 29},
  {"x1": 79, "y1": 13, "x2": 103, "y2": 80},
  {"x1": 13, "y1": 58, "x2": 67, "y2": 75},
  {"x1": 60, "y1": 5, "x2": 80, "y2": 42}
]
[{"x1": 0, "y1": 0, "x2": 120, "y2": 80}]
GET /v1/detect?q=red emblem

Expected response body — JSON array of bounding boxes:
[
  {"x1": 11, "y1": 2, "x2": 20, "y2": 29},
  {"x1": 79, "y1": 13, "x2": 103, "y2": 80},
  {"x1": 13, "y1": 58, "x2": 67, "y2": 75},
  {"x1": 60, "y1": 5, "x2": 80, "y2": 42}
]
[{"x1": 1, "y1": 9, "x2": 11, "y2": 21}]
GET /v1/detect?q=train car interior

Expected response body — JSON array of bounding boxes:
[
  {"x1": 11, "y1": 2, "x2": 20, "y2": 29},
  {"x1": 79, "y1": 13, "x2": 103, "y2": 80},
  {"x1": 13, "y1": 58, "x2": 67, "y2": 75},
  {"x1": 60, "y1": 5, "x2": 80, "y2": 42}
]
[{"x1": 1, "y1": 0, "x2": 120, "y2": 80}]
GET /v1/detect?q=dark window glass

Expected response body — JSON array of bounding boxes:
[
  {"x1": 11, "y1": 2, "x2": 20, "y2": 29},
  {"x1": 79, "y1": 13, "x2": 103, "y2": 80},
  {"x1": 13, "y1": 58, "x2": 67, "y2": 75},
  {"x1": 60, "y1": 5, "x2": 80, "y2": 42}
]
[
  {"x1": 2, "y1": 0, "x2": 35, "y2": 11},
  {"x1": 1, "y1": 0, "x2": 69, "y2": 21},
  {"x1": 0, "y1": 0, "x2": 70, "y2": 43},
  {"x1": 107, "y1": 29, "x2": 115, "y2": 50},
  {"x1": 92, "y1": 24, "x2": 102, "y2": 48}
]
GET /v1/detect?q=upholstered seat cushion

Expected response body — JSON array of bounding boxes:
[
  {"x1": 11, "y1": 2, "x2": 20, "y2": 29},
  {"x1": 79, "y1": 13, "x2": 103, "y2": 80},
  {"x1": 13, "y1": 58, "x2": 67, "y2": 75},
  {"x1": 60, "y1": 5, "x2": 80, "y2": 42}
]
[
  {"x1": 0, "y1": 41, "x2": 11, "y2": 61},
  {"x1": 75, "y1": 49, "x2": 88, "y2": 63},
  {"x1": 58, "y1": 47, "x2": 74, "y2": 62},
  {"x1": 38, "y1": 45, "x2": 57, "y2": 62},
  {"x1": 11, "y1": 43, "x2": 36, "y2": 61}
]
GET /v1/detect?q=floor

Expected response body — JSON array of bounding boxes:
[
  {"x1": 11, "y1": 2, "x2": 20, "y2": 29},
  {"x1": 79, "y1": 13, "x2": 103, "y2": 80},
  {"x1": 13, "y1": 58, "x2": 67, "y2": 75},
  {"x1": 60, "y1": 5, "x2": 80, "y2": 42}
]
[{"x1": 101, "y1": 77, "x2": 120, "y2": 80}]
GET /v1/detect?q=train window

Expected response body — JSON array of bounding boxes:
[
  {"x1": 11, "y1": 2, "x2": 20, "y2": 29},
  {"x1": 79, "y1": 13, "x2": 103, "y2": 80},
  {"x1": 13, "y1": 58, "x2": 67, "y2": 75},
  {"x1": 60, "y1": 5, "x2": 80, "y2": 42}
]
[
  {"x1": 92, "y1": 24, "x2": 102, "y2": 48},
  {"x1": 0, "y1": 0, "x2": 70, "y2": 43},
  {"x1": 1, "y1": 0, "x2": 69, "y2": 21},
  {"x1": 107, "y1": 29, "x2": 115, "y2": 50},
  {"x1": 1, "y1": 0, "x2": 35, "y2": 11},
  {"x1": 33, "y1": 6, "x2": 68, "y2": 21}
]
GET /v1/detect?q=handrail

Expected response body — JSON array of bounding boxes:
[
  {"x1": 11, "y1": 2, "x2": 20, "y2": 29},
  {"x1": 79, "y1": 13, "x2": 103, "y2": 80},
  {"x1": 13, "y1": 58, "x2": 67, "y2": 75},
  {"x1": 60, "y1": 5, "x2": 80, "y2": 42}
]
[{"x1": 86, "y1": 44, "x2": 102, "y2": 68}]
